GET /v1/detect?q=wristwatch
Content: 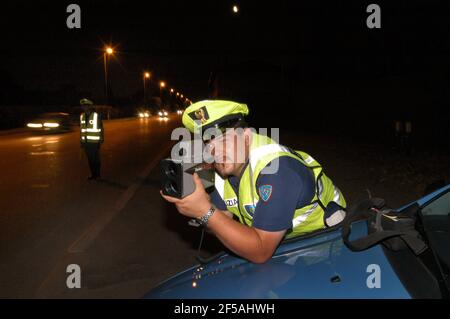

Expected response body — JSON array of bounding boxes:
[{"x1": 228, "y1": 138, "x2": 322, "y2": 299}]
[{"x1": 197, "y1": 205, "x2": 216, "y2": 227}]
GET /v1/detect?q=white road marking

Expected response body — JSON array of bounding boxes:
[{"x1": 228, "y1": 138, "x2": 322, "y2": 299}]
[{"x1": 30, "y1": 151, "x2": 55, "y2": 156}]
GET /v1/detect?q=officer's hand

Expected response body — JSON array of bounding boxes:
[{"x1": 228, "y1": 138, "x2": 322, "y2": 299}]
[{"x1": 160, "y1": 173, "x2": 211, "y2": 218}]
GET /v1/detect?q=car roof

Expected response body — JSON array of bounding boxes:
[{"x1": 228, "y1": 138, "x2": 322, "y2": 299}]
[
  {"x1": 38, "y1": 112, "x2": 69, "y2": 117},
  {"x1": 146, "y1": 184, "x2": 450, "y2": 299},
  {"x1": 145, "y1": 221, "x2": 409, "y2": 299}
]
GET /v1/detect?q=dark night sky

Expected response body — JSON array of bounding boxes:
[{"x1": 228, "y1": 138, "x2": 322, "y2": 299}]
[
  {"x1": 2, "y1": 0, "x2": 293, "y2": 99},
  {"x1": 1, "y1": 0, "x2": 450, "y2": 132}
]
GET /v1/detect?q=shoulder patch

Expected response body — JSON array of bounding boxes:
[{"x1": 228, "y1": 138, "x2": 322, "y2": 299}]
[
  {"x1": 259, "y1": 184, "x2": 273, "y2": 202},
  {"x1": 188, "y1": 106, "x2": 209, "y2": 123}
]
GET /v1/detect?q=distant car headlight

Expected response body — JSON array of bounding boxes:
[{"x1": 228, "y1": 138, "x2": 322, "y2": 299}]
[
  {"x1": 177, "y1": 110, "x2": 183, "y2": 115},
  {"x1": 158, "y1": 111, "x2": 163, "y2": 116},
  {"x1": 139, "y1": 113, "x2": 145, "y2": 118},
  {"x1": 144, "y1": 112, "x2": 150, "y2": 118},
  {"x1": 164, "y1": 111, "x2": 168, "y2": 116},
  {"x1": 43, "y1": 122, "x2": 60, "y2": 128},
  {"x1": 27, "y1": 123, "x2": 43, "y2": 128}
]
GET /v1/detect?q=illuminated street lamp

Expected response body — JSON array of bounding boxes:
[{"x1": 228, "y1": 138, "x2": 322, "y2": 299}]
[
  {"x1": 159, "y1": 81, "x2": 166, "y2": 103},
  {"x1": 232, "y1": 5, "x2": 239, "y2": 13},
  {"x1": 103, "y1": 46, "x2": 114, "y2": 105},
  {"x1": 168, "y1": 88, "x2": 175, "y2": 111},
  {"x1": 143, "y1": 71, "x2": 151, "y2": 107}
]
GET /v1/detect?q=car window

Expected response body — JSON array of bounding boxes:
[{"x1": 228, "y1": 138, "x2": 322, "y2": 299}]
[{"x1": 421, "y1": 190, "x2": 450, "y2": 217}]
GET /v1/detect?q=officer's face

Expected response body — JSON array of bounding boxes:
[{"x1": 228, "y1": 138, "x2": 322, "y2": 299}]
[{"x1": 207, "y1": 128, "x2": 248, "y2": 177}]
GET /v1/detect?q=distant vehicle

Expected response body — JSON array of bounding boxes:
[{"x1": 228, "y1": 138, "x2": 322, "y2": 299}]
[
  {"x1": 146, "y1": 184, "x2": 450, "y2": 299},
  {"x1": 26, "y1": 112, "x2": 71, "y2": 133},
  {"x1": 176, "y1": 109, "x2": 183, "y2": 115},
  {"x1": 158, "y1": 109, "x2": 169, "y2": 118},
  {"x1": 137, "y1": 109, "x2": 151, "y2": 118}
]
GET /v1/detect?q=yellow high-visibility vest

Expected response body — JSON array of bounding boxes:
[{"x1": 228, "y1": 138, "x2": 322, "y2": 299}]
[{"x1": 214, "y1": 133, "x2": 346, "y2": 238}]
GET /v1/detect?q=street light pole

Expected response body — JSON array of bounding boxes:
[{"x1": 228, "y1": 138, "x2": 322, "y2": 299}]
[
  {"x1": 103, "y1": 52, "x2": 108, "y2": 105},
  {"x1": 143, "y1": 72, "x2": 150, "y2": 107},
  {"x1": 169, "y1": 88, "x2": 174, "y2": 110},
  {"x1": 159, "y1": 81, "x2": 166, "y2": 107},
  {"x1": 103, "y1": 47, "x2": 114, "y2": 105}
]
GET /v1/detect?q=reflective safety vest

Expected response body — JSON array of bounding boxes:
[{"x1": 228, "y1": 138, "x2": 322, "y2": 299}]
[
  {"x1": 80, "y1": 112, "x2": 103, "y2": 143},
  {"x1": 214, "y1": 133, "x2": 346, "y2": 239}
]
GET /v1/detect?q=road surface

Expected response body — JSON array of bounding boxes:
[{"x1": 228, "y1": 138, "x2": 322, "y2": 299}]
[{"x1": 0, "y1": 115, "x2": 223, "y2": 298}]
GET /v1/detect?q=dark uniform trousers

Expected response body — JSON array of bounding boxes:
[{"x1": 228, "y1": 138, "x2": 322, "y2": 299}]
[{"x1": 83, "y1": 143, "x2": 101, "y2": 178}]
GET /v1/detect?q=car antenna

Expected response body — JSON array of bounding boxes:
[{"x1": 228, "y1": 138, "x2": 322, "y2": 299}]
[{"x1": 188, "y1": 219, "x2": 225, "y2": 264}]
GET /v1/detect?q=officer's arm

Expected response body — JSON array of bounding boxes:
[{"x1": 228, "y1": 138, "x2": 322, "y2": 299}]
[
  {"x1": 221, "y1": 210, "x2": 233, "y2": 218},
  {"x1": 161, "y1": 174, "x2": 283, "y2": 263},
  {"x1": 206, "y1": 212, "x2": 286, "y2": 264},
  {"x1": 99, "y1": 114, "x2": 104, "y2": 129},
  {"x1": 98, "y1": 113, "x2": 104, "y2": 143},
  {"x1": 206, "y1": 158, "x2": 311, "y2": 263},
  {"x1": 79, "y1": 114, "x2": 84, "y2": 145}
]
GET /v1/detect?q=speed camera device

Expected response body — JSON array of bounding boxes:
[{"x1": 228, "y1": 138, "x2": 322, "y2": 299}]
[{"x1": 161, "y1": 140, "x2": 215, "y2": 198}]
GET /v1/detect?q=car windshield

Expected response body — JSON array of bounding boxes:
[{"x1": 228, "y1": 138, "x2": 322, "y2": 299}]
[
  {"x1": 421, "y1": 189, "x2": 450, "y2": 217},
  {"x1": 420, "y1": 189, "x2": 450, "y2": 293}
]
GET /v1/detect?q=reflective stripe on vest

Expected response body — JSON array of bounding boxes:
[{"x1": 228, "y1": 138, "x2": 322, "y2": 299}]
[
  {"x1": 292, "y1": 202, "x2": 319, "y2": 228},
  {"x1": 249, "y1": 143, "x2": 290, "y2": 171},
  {"x1": 214, "y1": 132, "x2": 346, "y2": 238},
  {"x1": 215, "y1": 172, "x2": 226, "y2": 199},
  {"x1": 92, "y1": 112, "x2": 98, "y2": 130}
]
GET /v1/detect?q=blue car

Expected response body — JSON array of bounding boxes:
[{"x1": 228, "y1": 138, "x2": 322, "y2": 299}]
[{"x1": 146, "y1": 184, "x2": 450, "y2": 299}]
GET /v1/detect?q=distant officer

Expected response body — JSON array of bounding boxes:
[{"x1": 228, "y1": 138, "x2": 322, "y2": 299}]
[
  {"x1": 80, "y1": 98, "x2": 104, "y2": 180},
  {"x1": 161, "y1": 100, "x2": 347, "y2": 263}
]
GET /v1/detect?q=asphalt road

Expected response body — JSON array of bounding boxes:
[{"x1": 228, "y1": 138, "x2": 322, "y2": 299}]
[{"x1": 0, "y1": 115, "x2": 221, "y2": 298}]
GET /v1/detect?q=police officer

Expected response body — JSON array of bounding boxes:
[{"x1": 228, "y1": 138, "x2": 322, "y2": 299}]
[
  {"x1": 80, "y1": 98, "x2": 104, "y2": 180},
  {"x1": 161, "y1": 100, "x2": 346, "y2": 263}
]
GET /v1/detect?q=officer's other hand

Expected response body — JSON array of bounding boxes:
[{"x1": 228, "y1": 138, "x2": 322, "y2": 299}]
[{"x1": 160, "y1": 173, "x2": 211, "y2": 218}]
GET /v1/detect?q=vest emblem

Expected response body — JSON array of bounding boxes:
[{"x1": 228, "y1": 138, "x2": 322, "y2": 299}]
[
  {"x1": 244, "y1": 203, "x2": 256, "y2": 217},
  {"x1": 259, "y1": 184, "x2": 273, "y2": 202}
]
